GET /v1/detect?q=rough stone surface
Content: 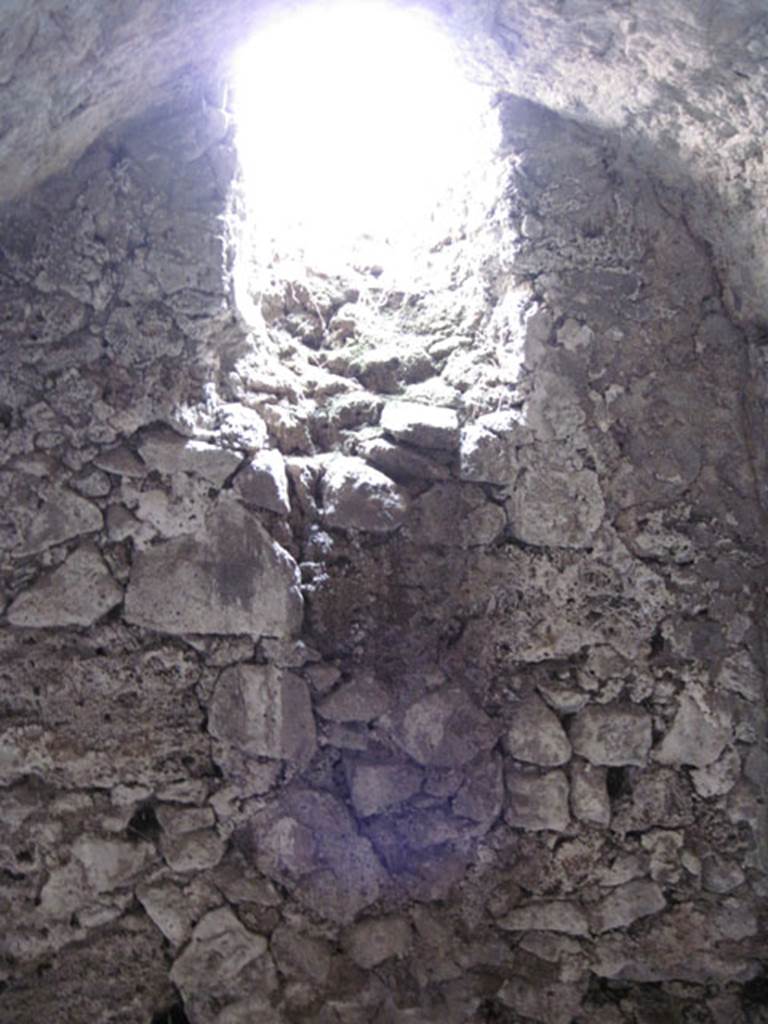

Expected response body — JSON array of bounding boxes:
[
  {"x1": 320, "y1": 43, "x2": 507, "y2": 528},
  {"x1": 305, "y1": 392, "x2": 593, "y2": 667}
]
[
  {"x1": 320, "y1": 454, "x2": 409, "y2": 532},
  {"x1": 138, "y1": 426, "x2": 242, "y2": 487},
  {"x1": 505, "y1": 769, "x2": 570, "y2": 832},
  {"x1": 124, "y1": 499, "x2": 302, "y2": 637},
  {"x1": 591, "y1": 880, "x2": 667, "y2": 933},
  {"x1": 1, "y1": 22, "x2": 767, "y2": 1021},
  {"x1": 380, "y1": 400, "x2": 460, "y2": 451},
  {"x1": 570, "y1": 704, "x2": 652, "y2": 767},
  {"x1": 209, "y1": 664, "x2": 316, "y2": 769},
  {"x1": 342, "y1": 915, "x2": 412, "y2": 968},
  {"x1": 654, "y1": 687, "x2": 733, "y2": 768},
  {"x1": 7, "y1": 544, "x2": 122, "y2": 627},
  {"x1": 504, "y1": 694, "x2": 572, "y2": 766},
  {"x1": 233, "y1": 448, "x2": 291, "y2": 515}
]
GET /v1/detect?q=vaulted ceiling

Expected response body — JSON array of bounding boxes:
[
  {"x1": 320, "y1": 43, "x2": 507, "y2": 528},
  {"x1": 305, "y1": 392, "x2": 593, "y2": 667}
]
[{"x1": 1, "y1": 0, "x2": 767, "y2": 320}]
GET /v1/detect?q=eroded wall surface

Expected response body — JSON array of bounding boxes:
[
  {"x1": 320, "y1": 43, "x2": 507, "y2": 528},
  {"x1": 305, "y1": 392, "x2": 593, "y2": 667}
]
[{"x1": 0, "y1": 82, "x2": 766, "y2": 1024}]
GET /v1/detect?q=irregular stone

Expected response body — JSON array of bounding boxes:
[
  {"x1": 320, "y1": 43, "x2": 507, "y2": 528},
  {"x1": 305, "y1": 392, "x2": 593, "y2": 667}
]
[
  {"x1": 270, "y1": 923, "x2": 332, "y2": 984},
  {"x1": 138, "y1": 425, "x2": 242, "y2": 487},
  {"x1": 343, "y1": 915, "x2": 412, "y2": 968},
  {"x1": 701, "y1": 854, "x2": 745, "y2": 894},
  {"x1": 691, "y1": 746, "x2": 741, "y2": 797},
  {"x1": 358, "y1": 437, "x2": 449, "y2": 483},
  {"x1": 7, "y1": 544, "x2": 122, "y2": 628},
  {"x1": 170, "y1": 907, "x2": 267, "y2": 994},
  {"x1": 320, "y1": 454, "x2": 409, "y2": 532},
  {"x1": 504, "y1": 694, "x2": 572, "y2": 766},
  {"x1": 591, "y1": 879, "x2": 666, "y2": 933},
  {"x1": 345, "y1": 756, "x2": 423, "y2": 817},
  {"x1": 209, "y1": 664, "x2": 316, "y2": 768},
  {"x1": 160, "y1": 828, "x2": 225, "y2": 872},
  {"x1": 234, "y1": 448, "x2": 290, "y2": 515},
  {"x1": 498, "y1": 900, "x2": 590, "y2": 937},
  {"x1": 71, "y1": 835, "x2": 149, "y2": 893},
  {"x1": 124, "y1": 499, "x2": 302, "y2": 636},
  {"x1": 637, "y1": 829, "x2": 682, "y2": 884},
  {"x1": 654, "y1": 687, "x2": 732, "y2": 768},
  {"x1": 317, "y1": 672, "x2": 393, "y2": 722},
  {"x1": 498, "y1": 976, "x2": 586, "y2": 1024},
  {"x1": 570, "y1": 760, "x2": 611, "y2": 826},
  {"x1": 93, "y1": 445, "x2": 147, "y2": 478},
  {"x1": 392, "y1": 686, "x2": 499, "y2": 767},
  {"x1": 155, "y1": 805, "x2": 215, "y2": 834},
  {"x1": 18, "y1": 487, "x2": 103, "y2": 555},
  {"x1": 505, "y1": 768, "x2": 570, "y2": 832},
  {"x1": 136, "y1": 879, "x2": 199, "y2": 947},
  {"x1": 451, "y1": 752, "x2": 504, "y2": 825},
  {"x1": 570, "y1": 703, "x2": 652, "y2": 767},
  {"x1": 611, "y1": 768, "x2": 694, "y2": 832},
  {"x1": 507, "y1": 466, "x2": 604, "y2": 548},
  {"x1": 217, "y1": 403, "x2": 269, "y2": 449},
  {"x1": 380, "y1": 400, "x2": 459, "y2": 451},
  {"x1": 458, "y1": 412, "x2": 527, "y2": 485}
]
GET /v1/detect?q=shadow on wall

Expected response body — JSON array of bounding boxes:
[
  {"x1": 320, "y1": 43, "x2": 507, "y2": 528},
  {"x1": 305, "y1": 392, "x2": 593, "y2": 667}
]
[{"x1": 0, "y1": 65, "x2": 766, "y2": 1024}]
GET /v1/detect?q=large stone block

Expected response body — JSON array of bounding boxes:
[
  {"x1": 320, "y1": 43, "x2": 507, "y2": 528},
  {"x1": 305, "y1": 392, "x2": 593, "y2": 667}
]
[
  {"x1": 124, "y1": 499, "x2": 302, "y2": 636},
  {"x1": 7, "y1": 544, "x2": 122, "y2": 628},
  {"x1": 209, "y1": 663, "x2": 316, "y2": 769},
  {"x1": 507, "y1": 466, "x2": 604, "y2": 548},
  {"x1": 380, "y1": 400, "x2": 460, "y2": 451},
  {"x1": 505, "y1": 768, "x2": 570, "y2": 832},
  {"x1": 570, "y1": 703, "x2": 651, "y2": 767},
  {"x1": 320, "y1": 454, "x2": 409, "y2": 533},
  {"x1": 504, "y1": 694, "x2": 572, "y2": 766}
]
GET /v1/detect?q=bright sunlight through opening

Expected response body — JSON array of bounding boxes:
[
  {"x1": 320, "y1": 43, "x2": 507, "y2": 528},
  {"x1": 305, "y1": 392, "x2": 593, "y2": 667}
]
[{"x1": 232, "y1": 0, "x2": 497, "y2": 269}]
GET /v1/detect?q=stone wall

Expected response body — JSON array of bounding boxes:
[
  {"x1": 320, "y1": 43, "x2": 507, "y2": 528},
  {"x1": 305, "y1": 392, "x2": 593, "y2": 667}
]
[{"x1": 0, "y1": 80, "x2": 766, "y2": 1024}]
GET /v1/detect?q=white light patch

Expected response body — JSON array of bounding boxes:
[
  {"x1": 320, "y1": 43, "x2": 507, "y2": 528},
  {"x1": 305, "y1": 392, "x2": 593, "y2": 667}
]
[{"x1": 232, "y1": 0, "x2": 494, "y2": 264}]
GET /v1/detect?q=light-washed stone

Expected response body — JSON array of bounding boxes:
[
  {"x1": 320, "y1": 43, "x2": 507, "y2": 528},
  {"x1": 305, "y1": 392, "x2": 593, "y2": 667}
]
[
  {"x1": 504, "y1": 694, "x2": 571, "y2": 766},
  {"x1": 7, "y1": 544, "x2": 122, "y2": 628},
  {"x1": 570, "y1": 703, "x2": 652, "y2": 767},
  {"x1": 505, "y1": 769, "x2": 570, "y2": 832},
  {"x1": 217, "y1": 403, "x2": 269, "y2": 449},
  {"x1": 498, "y1": 900, "x2": 590, "y2": 937},
  {"x1": 209, "y1": 664, "x2": 316, "y2": 768},
  {"x1": 380, "y1": 400, "x2": 460, "y2": 451},
  {"x1": 343, "y1": 915, "x2": 412, "y2": 968},
  {"x1": 458, "y1": 413, "x2": 526, "y2": 485},
  {"x1": 359, "y1": 437, "x2": 450, "y2": 483},
  {"x1": 124, "y1": 499, "x2": 302, "y2": 637},
  {"x1": 570, "y1": 760, "x2": 611, "y2": 826},
  {"x1": 654, "y1": 687, "x2": 732, "y2": 768},
  {"x1": 234, "y1": 448, "x2": 290, "y2": 515},
  {"x1": 591, "y1": 879, "x2": 666, "y2": 933},
  {"x1": 138, "y1": 425, "x2": 242, "y2": 487},
  {"x1": 320, "y1": 454, "x2": 409, "y2": 532}
]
